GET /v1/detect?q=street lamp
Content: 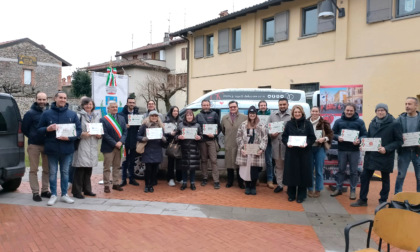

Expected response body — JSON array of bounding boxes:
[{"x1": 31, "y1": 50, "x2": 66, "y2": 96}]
[{"x1": 318, "y1": 0, "x2": 345, "y2": 19}]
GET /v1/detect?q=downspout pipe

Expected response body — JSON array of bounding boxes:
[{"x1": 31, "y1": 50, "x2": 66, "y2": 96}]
[{"x1": 180, "y1": 34, "x2": 190, "y2": 105}]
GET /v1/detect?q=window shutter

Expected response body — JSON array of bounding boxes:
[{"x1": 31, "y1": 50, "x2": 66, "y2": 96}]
[
  {"x1": 274, "y1": 11, "x2": 289, "y2": 42},
  {"x1": 367, "y1": 0, "x2": 392, "y2": 23},
  {"x1": 194, "y1": 36, "x2": 204, "y2": 59},
  {"x1": 317, "y1": 1, "x2": 336, "y2": 33},
  {"x1": 218, "y1": 29, "x2": 229, "y2": 54},
  {"x1": 181, "y1": 48, "x2": 186, "y2": 60}
]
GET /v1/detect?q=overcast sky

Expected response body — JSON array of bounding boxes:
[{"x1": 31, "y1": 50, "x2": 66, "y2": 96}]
[{"x1": 2, "y1": 0, "x2": 265, "y2": 78}]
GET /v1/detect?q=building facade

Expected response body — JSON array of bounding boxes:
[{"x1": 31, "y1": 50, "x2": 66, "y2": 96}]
[
  {"x1": 0, "y1": 38, "x2": 71, "y2": 97},
  {"x1": 171, "y1": 0, "x2": 420, "y2": 120}
]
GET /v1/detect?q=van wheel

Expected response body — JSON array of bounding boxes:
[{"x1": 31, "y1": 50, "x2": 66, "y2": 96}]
[
  {"x1": 133, "y1": 156, "x2": 145, "y2": 180},
  {"x1": 1, "y1": 178, "x2": 22, "y2": 192}
]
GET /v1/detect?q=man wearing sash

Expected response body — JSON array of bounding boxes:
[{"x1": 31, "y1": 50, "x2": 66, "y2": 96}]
[{"x1": 100, "y1": 101, "x2": 127, "y2": 193}]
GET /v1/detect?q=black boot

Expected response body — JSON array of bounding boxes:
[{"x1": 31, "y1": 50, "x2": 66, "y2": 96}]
[
  {"x1": 226, "y1": 169, "x2": 234, "y2": 188},
  {"x1": 245, "y1": 182, "x2": 251, "y2": 195}
]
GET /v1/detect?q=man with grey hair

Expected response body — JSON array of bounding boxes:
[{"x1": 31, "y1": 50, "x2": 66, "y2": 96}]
[
  {"x1": 100, "y1": 101, "x2": 127, "y2": 193},
  {"x1": 395, "y1": 97, "x2": 420, "y2": 193}
]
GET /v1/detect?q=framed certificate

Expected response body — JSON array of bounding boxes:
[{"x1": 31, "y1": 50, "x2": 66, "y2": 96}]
[
  {"x1": 164, "y1": 123, "x2": 177, "y2": 134},
  {"x1": 128, "y1": 114, "x2": 143, "y2": 125},
  {"x1": 288, "y1": 136, "x2": 307, "y2": 147},
  {"x1": 146, "y1": 128, "x2": 163, "y2": 140},
  {"x1": 56, "y1": 124, "x2": 76, "y2": 138},
  {"x1": 86, "y1": 123, "x2": 104, "y2": 135},
  {"x1": 360, "y1": 138, "x2": 381, "y2": 151},
  {"x1": 203, "y1": 124, "x2": 217, "y2": 135},
  {"x1": 315, "y1": 130, "x2": 323, "y2": 140},
  {"x1": 182, "y1": 128, "x2": 197, "y2": 139},
  {"x1": 268, "y1": 121, "x2": 285, "y2": 134},
  {"x1": 402, "y1": 132, "x2": 420, "y2": 147},
  {"x1": 341, "y1": 129, "x2": 359, "y2": 142},
  {"x1": 245, "y1": 144, "x2": 260, "y2": 155},
  {"x1": 258, "y1": 115, "x2": 269, "y2": 125}
]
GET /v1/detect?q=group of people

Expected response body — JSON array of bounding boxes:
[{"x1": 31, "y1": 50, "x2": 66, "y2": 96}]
[{"x1": 23, "y1": 90, "x2": 420, "y2": 206}]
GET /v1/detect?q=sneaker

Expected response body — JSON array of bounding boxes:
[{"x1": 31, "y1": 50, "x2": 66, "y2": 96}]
[
  {"x1": 40, "y1": 191, "x2": 52, "y2": 198},
  {"x1": 214, "y1": 182, "x2": 220, "y2": 189},
  {"x1": 33, "y1": 194, "x2": 42, "y2": 202},
  {"x1": 350, "y1": 199, "x2": 367, "y2": 207},
  {"x1": 168, "y1": 179, "x2": 176, "y2": 187},
  {"x1": 61, "y1": 194, "x2": 74, "y2": 204},
  {"x1": 307, "y1": 191, "x2": 314, "y2": 198},
  {"x1": 176, "y1": 180, "x2": 183, "y2": 184},
  {"x1": 350, "y1": 191, "x2": 356, "y2": 200},
  {"x1": 330, "y1": 190, "x2": 342, "y2": 197},
  {"x1": 129, "y1": 179, "x2": 139, "y2": 186},
  {"x1": 201, "y1": 179, "x2": 208, "y2": 186},
  {"x1": 274, "y1": 186, "x2": 283, "y2": 193},
  {"x1": 47, "y1": 195, "x2": 57, "y2": 206},
  {"x1": 267, "y1": 181, "x2": 275, "y2": 189}
]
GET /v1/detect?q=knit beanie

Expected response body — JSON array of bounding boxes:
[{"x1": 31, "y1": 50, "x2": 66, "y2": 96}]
[{"x1": 375, "y1": 103, "x2": 388, "y2": 113}]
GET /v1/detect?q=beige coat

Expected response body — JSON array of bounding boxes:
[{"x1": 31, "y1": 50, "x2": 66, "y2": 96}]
[
  {"x1": 221, "y1": 113, "x2": 247, "y2": 169},
  {"x1": 235, "y1": 121, "x2": 268, "y2": 168},
  {"x1": 72, "y1": 110, "x2": 100, "y2": 168},
  {"x1": 268, "y1": 109, "x2": 291, "y2": 160}
]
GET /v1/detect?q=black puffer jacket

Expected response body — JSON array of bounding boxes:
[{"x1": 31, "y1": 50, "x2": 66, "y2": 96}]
[
  {"x1": 164, "y1": 106, "x2": 182, "y2": 143},
  {"x1": 175, "y1": 120, "x2": 203, "y2": 171}
]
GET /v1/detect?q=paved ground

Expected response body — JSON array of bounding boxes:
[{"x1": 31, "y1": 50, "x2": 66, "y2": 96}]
[{"x1": 0, "y1": 162, "x2": 417, "y2": 252}]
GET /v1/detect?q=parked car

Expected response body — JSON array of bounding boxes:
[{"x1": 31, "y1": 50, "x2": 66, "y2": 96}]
[{"x1": 0, "y1": 93, "x2": 25, "y2": 191}]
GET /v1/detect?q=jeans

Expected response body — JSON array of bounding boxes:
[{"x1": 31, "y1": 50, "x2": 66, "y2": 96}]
[
  {"x1": 265, "y1": 140, "x2": 274, "y2": 182},
  {"x1": 359, "y1": 169, "x2": 390, "y2": 202},
  {"x1": 182, "y1": 169, "x2": 196, "y2": 184},
  {"x1": 308, "y1": 146, "x2": 326, "y2": 192},
  {"x1": 121, "y1": 148, "x2": 136, "y2": 181},
  {"x1": 336, "y1": 151, "x2": 360, "y2": 191},
  {"x1": 47, "y1": 153, "x2": 73, "y2": 196},
  {"x1": 68, "y1": 153, "x2": 74, "y2": 183},
  {"x1": 395, "y1": 148, "x2": 420, "y2": 194}
]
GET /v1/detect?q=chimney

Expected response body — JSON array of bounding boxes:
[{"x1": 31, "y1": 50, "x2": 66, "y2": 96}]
[
  {"x1": 87, "y1": 62, "x2": 90, "y2": 66},
  {"x1": 61, "y1": 78, "x2": 66, "y2": 87},
  {"x1": 115, "y1": 51, "x2": 121, "y2": 61},
  {"x1": 39, "y1": 44, "x2": 46, "y2": 49},
  {"x1": 164, "y1": 32, "x2": 170, "y2": 42},
  {"x1": 219, "y1": 10, "x2": 229, "y2": 17},
  {"x1": 67, "y1": 75, "x2": 71, "y2": 85}
]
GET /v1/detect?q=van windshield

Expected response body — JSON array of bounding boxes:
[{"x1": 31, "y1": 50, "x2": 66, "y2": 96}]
[{"x1": 203, "y1": 90, "x2": 302, "y2": 102}]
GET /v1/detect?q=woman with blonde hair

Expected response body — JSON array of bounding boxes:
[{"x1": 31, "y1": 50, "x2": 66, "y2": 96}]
[
  {"x1": 236, "y1": 106, "x2": 268, "y2": 195},
  {"x1": 282, "y1": 105, "x2": 316, "y2": 203}
]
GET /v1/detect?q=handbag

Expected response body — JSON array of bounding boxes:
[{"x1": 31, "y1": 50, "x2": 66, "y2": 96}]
[
  {"x1": 389, "y1": 200, "x2": 420, "y2": 213},
  {"x1": 136, "y1": 141, "x2": 147, "y2": 154},
  {"x1": 166, "y1": 140, "x2": 182, "y2": 159}
]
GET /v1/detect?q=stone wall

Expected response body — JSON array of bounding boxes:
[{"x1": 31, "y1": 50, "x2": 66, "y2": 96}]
[
  {"x1": 0, "y1": 41, "x2": 63, "y2": 97},
  {"x1": 14, "y1": 96, "x2": 80, "y2": 117}
]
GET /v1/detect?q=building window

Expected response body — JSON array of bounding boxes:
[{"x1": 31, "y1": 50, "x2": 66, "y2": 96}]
[
  {"x1": 194, "y1": 36, "x2": 204, "y2": 59},
  {"x1": 232, "y1": 27, "x2": 241, "y2": 51},
  {"x1": 132, "y1": 55, "x2": 138, "y2": 59},
  {"x1": 24, "y1": 70, "x2": 32, "y2": 85},
  {"x1": 396, "y1": 0, "x2": 420, "y2": 17},
  {"x1": 182, "y1": 47, "x2": 187, "y2": 60},
  {"x1": 142, "y1": 53, "x2": 148, "y2": 59},
  {"x1": 206, "y1": 34, "x2": 214, "y2": 56},
  {"x1": 302, "y1": 6, "x2": 318, "y2": 36},
  {"x1": 263, "y1": 18, "x2": 275, "y2": 44}
]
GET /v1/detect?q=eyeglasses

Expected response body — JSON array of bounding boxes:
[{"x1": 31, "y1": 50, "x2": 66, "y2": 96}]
[{"x1": 229, "y1": 106, "x2": 237, "y2": 109}]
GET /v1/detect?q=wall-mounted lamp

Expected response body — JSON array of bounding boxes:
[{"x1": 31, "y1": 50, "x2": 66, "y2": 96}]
[{"x1": 318, "y1": 0, "x2": 345, "y2": 19}]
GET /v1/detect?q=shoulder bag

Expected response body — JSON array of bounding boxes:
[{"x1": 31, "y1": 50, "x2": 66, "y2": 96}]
[
  {"x1": 166, "y1": 139, "x2": 182, "y2": 159},
  {"x1": 136, "y1": 141, "x2": 147, "y2": 154}
]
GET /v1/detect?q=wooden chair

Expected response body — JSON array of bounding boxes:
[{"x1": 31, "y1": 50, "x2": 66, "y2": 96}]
[{"x1": 345, "y1": 208, "x2": 420, "y2": 252}]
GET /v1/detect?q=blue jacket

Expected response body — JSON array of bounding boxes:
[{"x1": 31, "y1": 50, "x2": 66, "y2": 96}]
[
  {"x1": 22, "y1": 102, "x2": 49, "y2": 145},
  {"x1": 37, "y1": 102, "x2": 82, "y2": 155},
  {"x1": 332, "y1": 112, "x2": 367, "y2": 152},
  {"x1": 100, "y1": 114, "x2": 127, "y2": 153},
  {"x1": 118, "y1": 105, "x2": 140, "y2": 149}
]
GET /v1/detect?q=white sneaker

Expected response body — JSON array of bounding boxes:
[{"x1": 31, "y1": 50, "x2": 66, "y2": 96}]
[
  {"x1": 61, "y1": 194, "x2": 74, "y2": 204},
  {"x1": 68, "y1": 182, "x2": 72, "y2": 191},
  {"x1": 168, "y1": 179, "x2": 175, "y2": 187},
  {"x1": 47, "y1": 195, "x2": 57, "y2": 206}
]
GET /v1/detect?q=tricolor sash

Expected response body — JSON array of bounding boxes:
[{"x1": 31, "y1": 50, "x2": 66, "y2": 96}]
[{"x1": 104, "y1": 114, "x2": 122, "y2": 139}]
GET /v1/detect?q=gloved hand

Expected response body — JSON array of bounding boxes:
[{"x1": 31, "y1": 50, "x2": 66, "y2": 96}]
[{"x1": 142, "y1": 137, "x2": 149, "y2": 142}]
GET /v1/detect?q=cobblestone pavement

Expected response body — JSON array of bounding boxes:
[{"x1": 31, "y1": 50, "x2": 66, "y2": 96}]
[{"x1": 0, "y1": 162, "x2": 417, "y2": 252}]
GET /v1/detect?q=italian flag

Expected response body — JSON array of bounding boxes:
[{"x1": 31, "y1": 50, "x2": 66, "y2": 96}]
[{"x1": 106, "y1": 67, "x2": 117, "y2": 87}]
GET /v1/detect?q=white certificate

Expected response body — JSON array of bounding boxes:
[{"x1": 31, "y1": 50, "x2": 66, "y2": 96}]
[
  {"x1": 182, "y1": 128, "x2": 197, "y2": 139},
  {"x1": 56, "y1": 124, "x2": 76, "y2": 138},
  {"x1": 203, "y1": 124, "x2": 218, "y2": 135},
  {"x1": 245, "y1": 144, "x2": 260, "y2": 155},
  {"x1": 287, "y1": 136, "x2": 307, "y2": 147},
  {"x1": 146, "y1": 128, "x2": 163, "y2": 140},
  {"x1": 258, "y1": 115, "x2": 269, "y2": 125},
  {"x1": 315, "y1": 130, "x2": 323, "y2": 140},
  {"x1": 86, "y1": 123, "x2": 104, "y2": 135},
  {"x1": 402, "y1": 132, "x2": 420, "y2": 147},
  {"x1": 128, "y1": 114, "x2": 143, "y2": 125},
  {"x1": 164, "y1": 123, "x2": 177, "y2": 134},
  {"x1": 361, "y1": 138, "x2": 381, "y2": 151},
  {"x1": 341, "y1": 129, "x2": 360, "y2": 142},
  {"x1": 268, "y1": 121, "x2": 285, "y2": 134}
]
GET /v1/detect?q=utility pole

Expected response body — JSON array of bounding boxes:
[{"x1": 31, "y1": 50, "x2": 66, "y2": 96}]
[{"x1": 150, "y1": 21, "x2": 152, "y2": 44}]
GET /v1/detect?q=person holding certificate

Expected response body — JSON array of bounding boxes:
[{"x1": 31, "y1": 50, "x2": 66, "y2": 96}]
[
  {"x1": 331, "y1": 103, "x2": 367, "y2": 200},
  {"x1": 351, "y1": 103, "x2": 403, "y2": 207},
  {"x1": 71, "y1": 97, "x2": 101, "y2": 199},
  {"x1": 395, "y1": 97, "x2": 420, "y2": 194},
  {"x1": 282, "y1": 105, "x2": 316, "y2": 203},
  {"x1": 307, "y1": 106, "x2": 333, "y2": 198},
  {"x1": 257, "y1": 100, "x2": 274, "y2": 189},
  {"x1": 164, "y1": 106, "x2": 183, "y2": 186},
  {"x1": 175, "y1": 109, "x2": 203, "y2": 191},
  {"x1": 236, "y1": 106, "x2": 268, "y2": 195},
  {"x1": 137, "y1": 110, "x2": 166, "y2": 193}
]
